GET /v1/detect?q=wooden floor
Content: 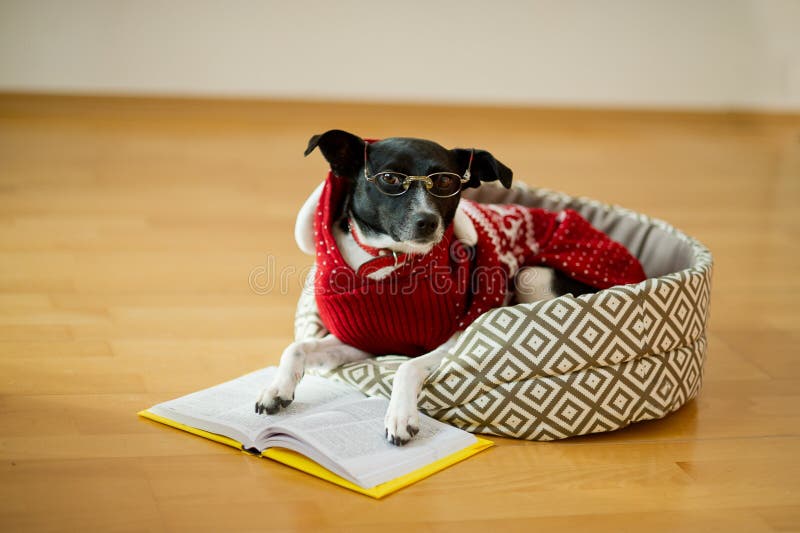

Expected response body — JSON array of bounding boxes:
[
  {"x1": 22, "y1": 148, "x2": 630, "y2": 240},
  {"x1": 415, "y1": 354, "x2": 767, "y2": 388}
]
[{"x1": 0, "y1": 94, "x2": 798, "y2": 532}]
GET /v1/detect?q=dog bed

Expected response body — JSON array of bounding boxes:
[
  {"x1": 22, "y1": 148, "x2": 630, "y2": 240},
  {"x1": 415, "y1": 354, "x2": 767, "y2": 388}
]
[{"x1": 295, "y1": 184, "x2": 713, "y2": 440}]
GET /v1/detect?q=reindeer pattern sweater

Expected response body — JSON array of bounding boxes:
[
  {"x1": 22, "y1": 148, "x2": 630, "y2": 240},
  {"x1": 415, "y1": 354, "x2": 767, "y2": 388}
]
[{"x1": 313, "y1": 173, "x2": 646, "y2": 356}]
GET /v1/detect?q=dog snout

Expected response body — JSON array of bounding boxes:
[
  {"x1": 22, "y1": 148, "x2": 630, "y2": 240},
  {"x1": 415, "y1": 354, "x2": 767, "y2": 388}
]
[{"x1": 412, "y1": 212, "x2": 439, "y2": 239}]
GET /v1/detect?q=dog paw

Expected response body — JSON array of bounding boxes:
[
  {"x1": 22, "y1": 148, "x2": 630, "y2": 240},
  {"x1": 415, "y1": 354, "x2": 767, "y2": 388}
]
[
  {"x1": 384, "y1": 399, "x2": 420, "y2": 446},
  {"x1": 254, "y1": 376, "x2": 296, "y2": 415}
]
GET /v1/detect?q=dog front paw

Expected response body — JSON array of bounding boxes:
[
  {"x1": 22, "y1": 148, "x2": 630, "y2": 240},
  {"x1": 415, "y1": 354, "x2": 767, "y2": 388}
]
[
  {"x1": 384, "y1": 398, "x2": 420, "y2": 446},
  {"x1": 254, "y1": 374, "x2": 297, "y2": 415}
]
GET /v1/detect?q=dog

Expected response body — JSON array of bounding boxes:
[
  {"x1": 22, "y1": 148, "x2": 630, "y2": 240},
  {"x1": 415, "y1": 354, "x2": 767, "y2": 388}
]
[{"x1": 255, "y1": 130, "x2": 646, "y2": 445}]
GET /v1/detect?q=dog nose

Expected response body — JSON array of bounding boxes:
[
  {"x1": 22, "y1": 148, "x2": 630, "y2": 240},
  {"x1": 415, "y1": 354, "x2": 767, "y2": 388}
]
[{"x1": 413, "y1": 213, "x2": 439, "y2": 238}]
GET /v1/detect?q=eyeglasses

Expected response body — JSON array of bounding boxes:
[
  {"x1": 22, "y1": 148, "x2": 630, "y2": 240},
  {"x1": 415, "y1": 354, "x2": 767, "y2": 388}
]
[{"x1": 363, "y1": 143, "x2": 473, "y2": 198}]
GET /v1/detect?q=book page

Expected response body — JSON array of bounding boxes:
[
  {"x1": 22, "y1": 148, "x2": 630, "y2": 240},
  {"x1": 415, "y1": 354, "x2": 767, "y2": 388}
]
[
  {"x1": 265, "y1": 397, "x2": 477, "y2": 488},
  {"x1": 147, "y1": 367, "x2": 364, "y2": 448}
]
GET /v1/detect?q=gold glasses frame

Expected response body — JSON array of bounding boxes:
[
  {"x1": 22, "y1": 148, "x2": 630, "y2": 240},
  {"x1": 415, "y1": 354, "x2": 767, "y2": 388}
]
[{"x1": 363, "y1": 143, "x2": 474, "y2": 198}]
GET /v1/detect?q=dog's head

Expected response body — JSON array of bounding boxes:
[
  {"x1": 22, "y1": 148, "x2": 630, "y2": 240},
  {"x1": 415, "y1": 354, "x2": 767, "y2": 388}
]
[{"x1": 305, "y1": 129, "x2": 513, "y2": 254}]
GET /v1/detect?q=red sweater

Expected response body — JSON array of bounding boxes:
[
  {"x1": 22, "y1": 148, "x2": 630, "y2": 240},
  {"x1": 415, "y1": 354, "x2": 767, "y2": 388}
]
[{"x1": 314, "y1": 173, "x2": 646, "y2": 356}]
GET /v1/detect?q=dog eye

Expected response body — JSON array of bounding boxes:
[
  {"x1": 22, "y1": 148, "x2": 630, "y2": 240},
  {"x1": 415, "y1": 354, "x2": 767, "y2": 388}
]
[
  {"x1": 427, "y1": 173, "x2": 462, "y2": 197},
  {"x1": 433, "y1": 174, "x2": 453, "y2": 188},
  {"x1": 379, "y1": 173, "x2": 401, "y2": 185}
]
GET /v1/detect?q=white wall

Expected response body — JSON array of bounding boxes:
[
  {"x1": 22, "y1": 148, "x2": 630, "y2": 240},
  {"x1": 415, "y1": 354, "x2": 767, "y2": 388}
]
[{"x1": 1, "y1": 0, "x2": 798, "y2": 111}]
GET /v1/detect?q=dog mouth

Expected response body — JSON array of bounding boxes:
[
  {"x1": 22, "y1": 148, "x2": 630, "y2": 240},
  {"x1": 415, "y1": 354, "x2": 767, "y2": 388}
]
[
  {"x1": 398, "y1": 238, "x2": 438, "y2": 255},
  {"x1": 410, "y1": 233, "x2": 444, "y2": 250},
  {"x1": 393, "y1": 223, "x2": 444, "y2": 254},
  {"x1": 353, "y1": 210, "x2": 445, "y2": 255}
]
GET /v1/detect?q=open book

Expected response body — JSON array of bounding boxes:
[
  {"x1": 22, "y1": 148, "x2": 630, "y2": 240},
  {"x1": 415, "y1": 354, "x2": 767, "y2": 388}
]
[{"x1": 139, "y1": 367, "x2": 492, "y2": 498}]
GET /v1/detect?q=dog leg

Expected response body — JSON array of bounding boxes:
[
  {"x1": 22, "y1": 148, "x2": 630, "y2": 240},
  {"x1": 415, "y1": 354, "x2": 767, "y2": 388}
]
[
  {"x1": 516, "y1": 265, "x2": 597, "y2": 301},
  {"x1": 385, "y1": 334, "x2": 458, "y2": 445},
  {"x1": 255, "y1": 334, "x2": 370, "y2": 414},
  {"x1": 514, "y1": 266, "x2": 558, "y2": 303}
]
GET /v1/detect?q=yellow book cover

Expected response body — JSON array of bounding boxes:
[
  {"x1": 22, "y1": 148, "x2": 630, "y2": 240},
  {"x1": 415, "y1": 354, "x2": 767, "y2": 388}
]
[{"x1": 138, "y1": 368, "x2": 493, "y2": 499}]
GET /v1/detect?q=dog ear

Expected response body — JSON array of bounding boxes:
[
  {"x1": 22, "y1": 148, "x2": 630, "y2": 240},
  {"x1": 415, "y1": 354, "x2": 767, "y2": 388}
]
[
  {"x1": 451, "y1": 148, "x2": 513, "y2": 189},
  {"x1": 304, "y1": 130, "x2": 365, "y2": 179}
]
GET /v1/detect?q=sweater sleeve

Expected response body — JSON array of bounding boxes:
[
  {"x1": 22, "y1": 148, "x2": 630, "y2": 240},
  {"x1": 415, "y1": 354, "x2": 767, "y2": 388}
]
[{"x1": 534, "y1": 209, "x2": 646, "y2": 289}]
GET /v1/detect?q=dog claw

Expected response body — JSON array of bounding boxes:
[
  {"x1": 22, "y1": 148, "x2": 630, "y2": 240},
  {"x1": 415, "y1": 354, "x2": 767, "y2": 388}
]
[
  {"x1": 254, "y1": 397, "x2": 287, "y2": 416},
  {"x1": 385, "y1": 430, "x2": 411, "y2": 446},
  {"x1": 394, "y1": 435, "x2": 409, "y2": 446}
]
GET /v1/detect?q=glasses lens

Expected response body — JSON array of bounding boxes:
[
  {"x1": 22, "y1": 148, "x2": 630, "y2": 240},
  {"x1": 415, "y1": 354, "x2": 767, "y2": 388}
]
[
  {"x1": 428, "y1": 173, "x2": 462, "y2": 197},
  {"x1": 373, "y1": 172, "x2": 407, "y2": 195}
]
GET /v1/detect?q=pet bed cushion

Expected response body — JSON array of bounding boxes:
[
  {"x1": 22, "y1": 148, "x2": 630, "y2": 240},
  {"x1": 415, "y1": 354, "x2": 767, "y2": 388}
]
[{"x1": 295, "y1": 184, "x2": 712, "y2": 440}]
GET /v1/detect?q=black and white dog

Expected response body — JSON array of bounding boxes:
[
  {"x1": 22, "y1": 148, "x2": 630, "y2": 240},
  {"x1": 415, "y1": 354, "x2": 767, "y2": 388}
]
[{"x1": 255, "y1": 130, "x2": 597, "y2": 445}]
